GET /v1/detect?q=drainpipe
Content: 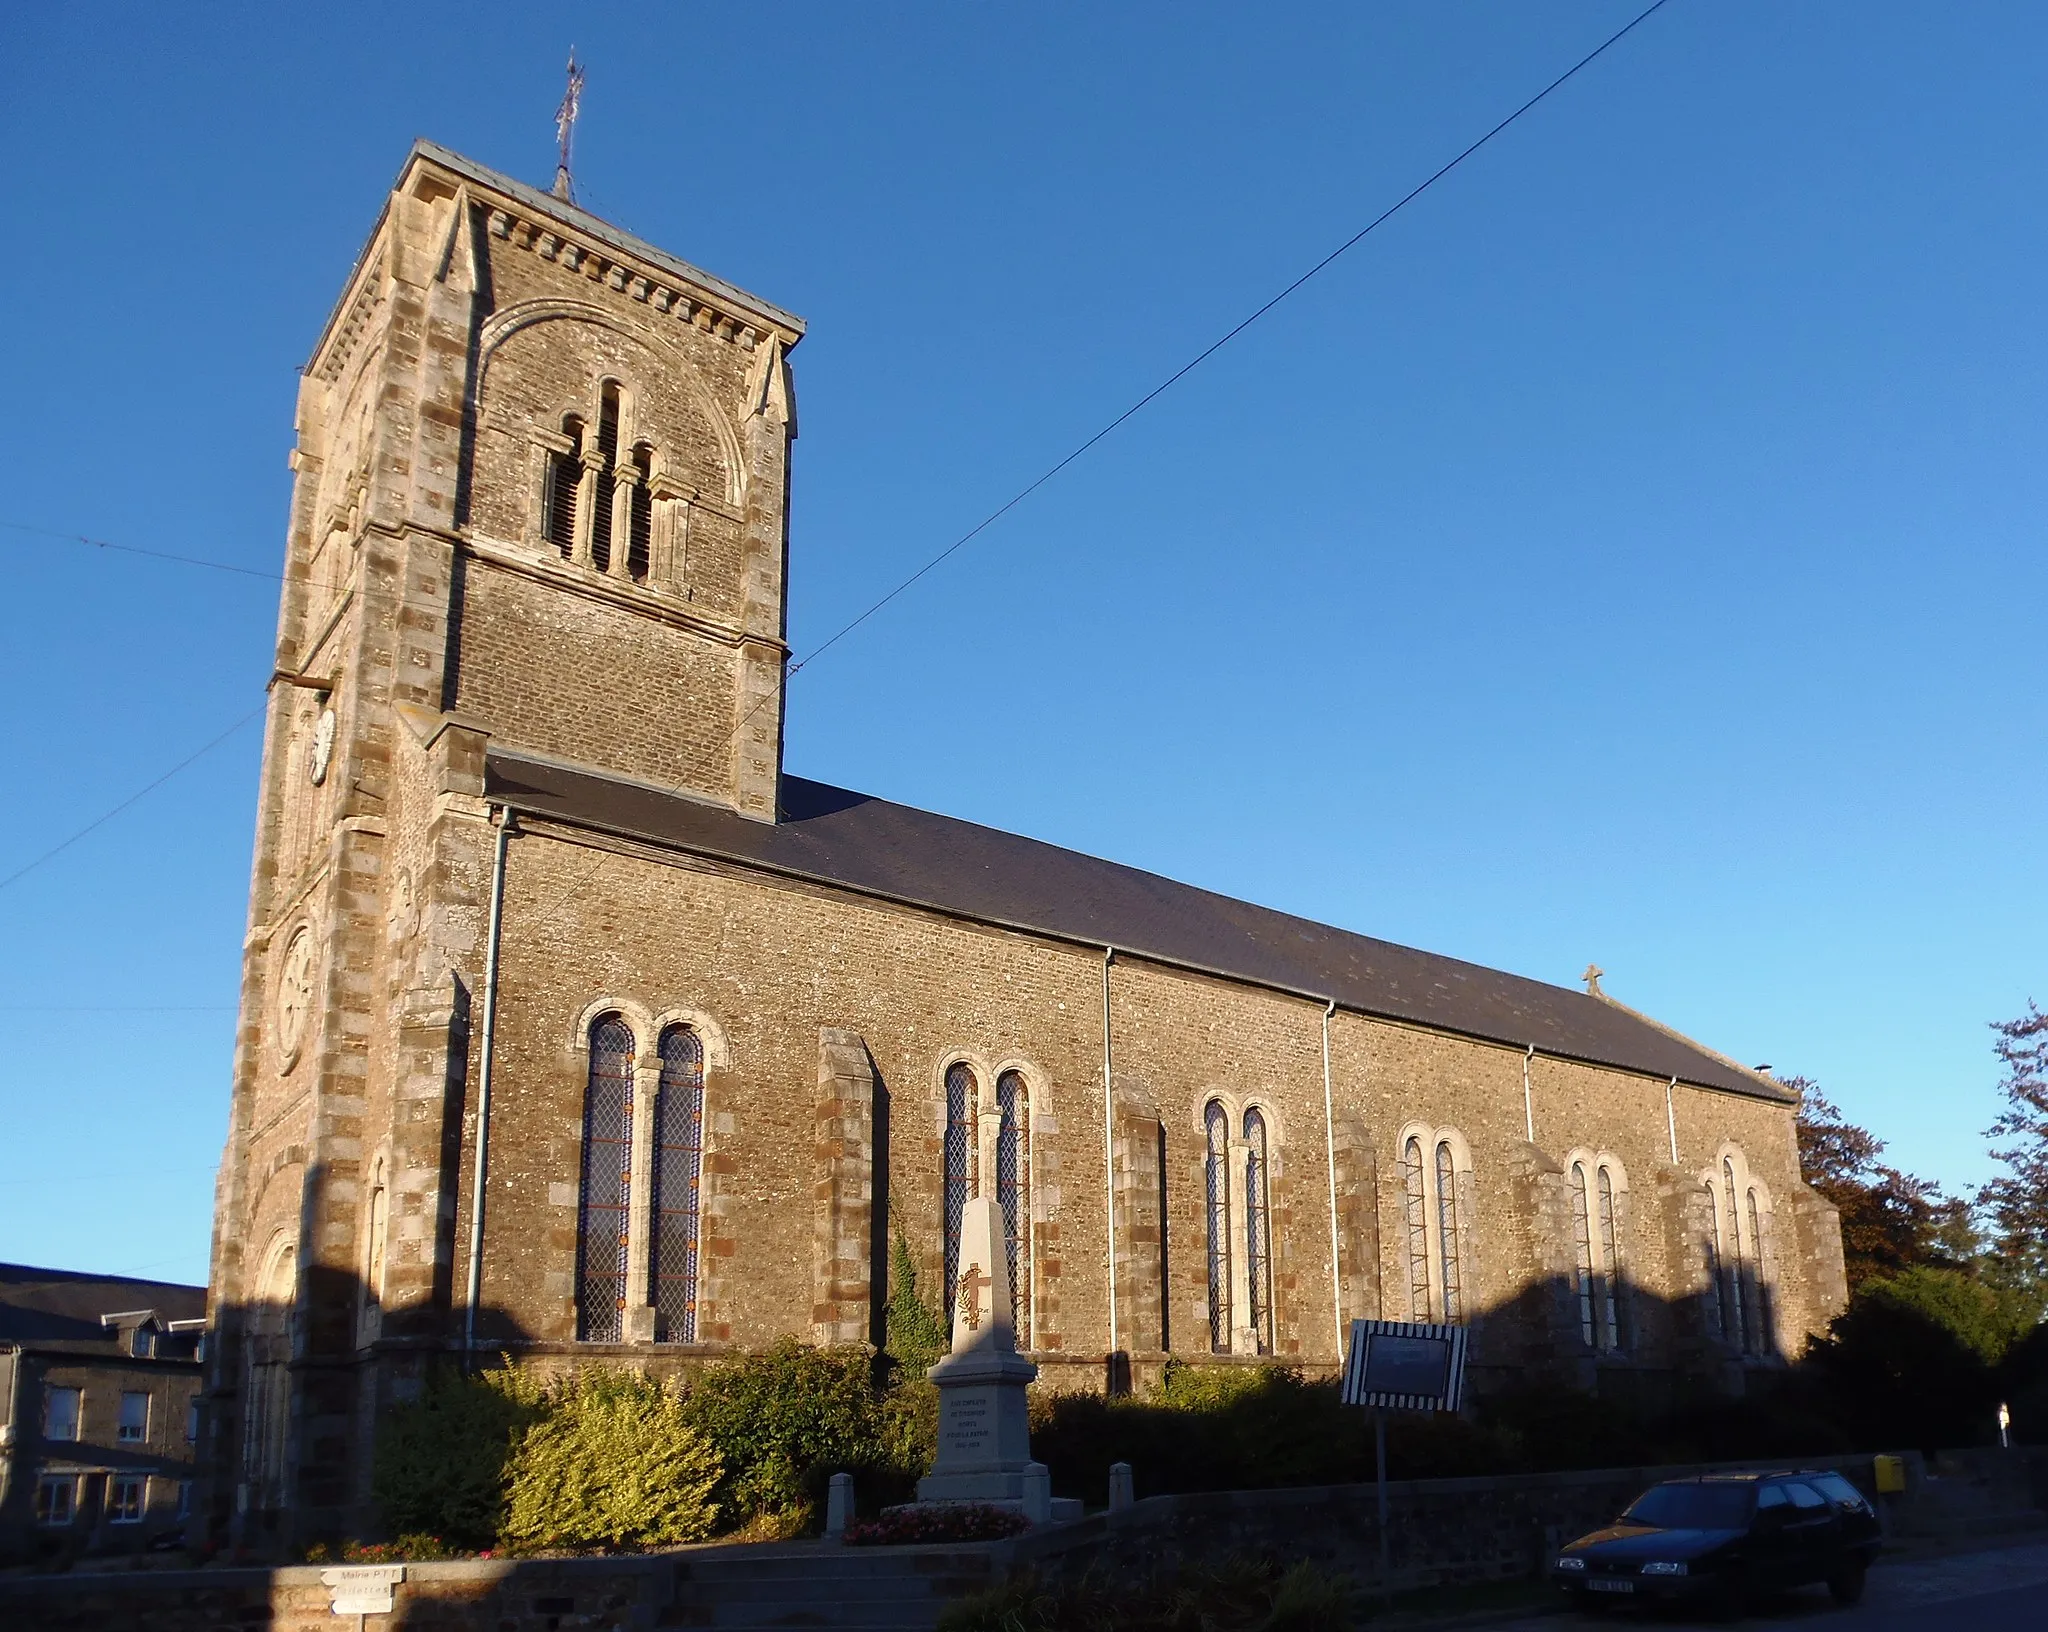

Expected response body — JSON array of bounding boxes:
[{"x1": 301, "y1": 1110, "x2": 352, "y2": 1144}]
[
  {"x1": 1522, "y1": 1045, "x2": 1536, "y2": 1144},
  {"x1": 463, "y1": 805, "x2": 515, "y2": 1366},
  {"x1": 1666, "y1": 1077, "x2": 1680, "y2": 1165},
  {"x1": 1101, "y1": 947, "x2": 1119, "y2": 1365},
  {"x1": 1322, "y1": 999, "x2": 1343, "y2": 1361}
]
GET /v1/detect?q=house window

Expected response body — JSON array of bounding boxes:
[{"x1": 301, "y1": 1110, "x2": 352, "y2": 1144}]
[
  {"x1": 118, "y1": 1391, "x2": 150, "y2": 1445},
  {"x1": 44, "y1": 1386, "x2": 81, "y2": 1442},
  {"x1": 186, "y1": 1398, "x2": 201, "y2": 1443},
  {"x1": 108, "y1": 1475, "x2": 147, "y2": 1524},
  {"x1": 131, "y1": 1327, "x2": 156, "y2": 1358},
  {"x1": 175, "y1": 1480, "x2": 192, "y2": 1520},
  {"x1": 942, "y1": 1063, "x2": 976, "y2": 1322},
  {"x1": 1242, "y1": 1108, "x2": 1275, "y2": 1354},
  {"x1": 995, "y1": 1069, "x2": 1031, "y2": 1345},
  {"x1": 652, "y1": 1023, "x2": 705, "y2": 1343},
  {"x1": 35, "y1": 1475, "x2": 76, "y2": 1526},
  {"x1": 575, "y1": 1014, "x2": 636, "y2": 1343},
  {"x1": 1203, "y1": 1098, "x2": 1231, "y2": 1352}
]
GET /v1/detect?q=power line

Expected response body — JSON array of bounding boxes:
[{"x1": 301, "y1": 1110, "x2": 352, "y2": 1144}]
[
  {"x1": 779, "y1": 0, "x2": 1676, "y2": 684},
  {"x1": 1, "y1": 519, "x2": 285, "y2": 584},
  {"x1": 0, "y1": 705, "x2": 267, "y2": 896}
]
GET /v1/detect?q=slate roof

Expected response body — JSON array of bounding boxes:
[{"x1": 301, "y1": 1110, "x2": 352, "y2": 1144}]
[
  {"x1": 487, "y1": 750, "x2": 1789, "y2": 1104},
  {"x1": 0, "y1": 1264, "x2": 205, "y2": 1355}
]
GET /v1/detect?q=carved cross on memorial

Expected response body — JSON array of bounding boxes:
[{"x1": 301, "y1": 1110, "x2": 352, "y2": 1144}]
[{"x1": 956, "y1": 1263, "x2": 991, "y2": 1332}]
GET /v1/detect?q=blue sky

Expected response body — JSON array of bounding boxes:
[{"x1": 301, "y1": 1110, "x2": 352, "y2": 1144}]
[{"x1": 2, "y1": 2, "x2": 2042, "y2": 1287}]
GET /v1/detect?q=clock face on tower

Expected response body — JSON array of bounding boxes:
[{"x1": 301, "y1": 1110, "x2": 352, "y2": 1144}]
[{"x1": 275, "y1": 925, "x2": 316, "y2": 1073}]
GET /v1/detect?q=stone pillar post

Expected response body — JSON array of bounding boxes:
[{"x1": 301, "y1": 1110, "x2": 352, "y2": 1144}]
[{"x1": 813, "y1": 1029, "x2": 875, "y2": 1346}]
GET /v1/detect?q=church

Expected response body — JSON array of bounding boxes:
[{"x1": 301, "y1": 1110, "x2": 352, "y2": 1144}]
[{"x1": 199, "y1": 140, "x2": 1846, "y2": 1546}]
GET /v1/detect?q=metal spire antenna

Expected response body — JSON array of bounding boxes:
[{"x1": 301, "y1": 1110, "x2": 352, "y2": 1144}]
[{"x1": 552, "y1": 50, "x2": 585, "y2": 201}]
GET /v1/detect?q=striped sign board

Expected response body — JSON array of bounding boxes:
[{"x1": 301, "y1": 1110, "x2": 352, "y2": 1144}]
[{"x1": 1339, "y1": 1319, "x2": 1469, "y2": 1413}]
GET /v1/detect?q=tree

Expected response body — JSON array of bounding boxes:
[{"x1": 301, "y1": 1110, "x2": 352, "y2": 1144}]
[
  {"x1": 1982, "y1": 1002, "x2": 2048, "y2": 1298},
  {"x1": 1791, "y1": 1077, "x2": 1957, "y2": 1289}
]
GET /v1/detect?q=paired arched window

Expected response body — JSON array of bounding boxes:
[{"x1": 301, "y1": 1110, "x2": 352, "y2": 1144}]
[
  {"x1": 1400, "y1": 1128, "x2": 1469, "y2": 1323},
  {"x1": 1705, "y1": 1146, "x2": 1774, "y2": 1357},
  {"x1": 575, "y1": 1015, "x2": 636, "y2": 1343},
  {"x1": 940, "y1": 1060, "x2": 1033, "y2": 1339},
  {"x1": 1567, "y1": 1155, "x2": 1627, "y2": 1353},
  {"x1": 574, "y1": 1012, "x2": 709, "y2": 1344},
  {"x1": 540, "y1": 382, "x2": 657, "y2": 585},
  {"x1": 1201, "y1": 1097, "x2": 1279, "y2": 1355},
  {"x1": 652, "y1": 1025, "x2": 705, "y2": 1344}
]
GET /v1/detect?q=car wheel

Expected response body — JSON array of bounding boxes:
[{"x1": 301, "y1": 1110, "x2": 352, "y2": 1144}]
[{"x1": 1827, "y1": 1561, "x2": 1867, "y2": 1607}]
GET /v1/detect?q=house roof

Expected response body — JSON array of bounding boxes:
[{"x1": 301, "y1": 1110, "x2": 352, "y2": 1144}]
[
  {"x1": 485, "y1": 749, "x2": 1791, "y2": 1105},
  {"x1": 0, "y1": 1264, "x2": 206, "y2": 1354}
]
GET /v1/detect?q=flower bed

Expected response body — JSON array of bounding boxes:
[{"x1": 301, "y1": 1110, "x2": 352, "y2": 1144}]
[{"x1": 843, "y1": 1503, "x2": 1029, "y2": 1546}]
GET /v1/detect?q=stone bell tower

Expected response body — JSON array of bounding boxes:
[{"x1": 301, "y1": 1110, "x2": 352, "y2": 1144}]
[{"x1": 202, "y1": 141, "x2": 803, "y2": 1548}]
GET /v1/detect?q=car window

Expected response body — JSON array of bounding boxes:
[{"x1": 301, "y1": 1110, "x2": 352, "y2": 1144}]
[
  {"x1": 1622, "y1": 1482, "x2": 1756, "y2": 1529},
  {"x1": 1756, "y1": 1484, "x2": 1789, "y2": 1509},
  {"x1": 1785, "y1": 1482, "x2": 1828, "y2": 1510},
  {"x1": 1811, "y1": 1473, "x2": 1872, "y2": 1512}
]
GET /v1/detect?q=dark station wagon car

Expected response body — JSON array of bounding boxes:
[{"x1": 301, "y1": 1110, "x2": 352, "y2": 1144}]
[{"x1": 1552, "y1": 1470, "x2": 1882, "y2": 1616}]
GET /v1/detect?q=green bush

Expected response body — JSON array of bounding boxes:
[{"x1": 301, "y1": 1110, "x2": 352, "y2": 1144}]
[
  {"x1": 935, "y1": 1557, "x2": 1352, "y2": 1632},
  {"x1": 885, "y1": 1231, "x2": 950, "y2": 1378},
  {"x1": 371, "y1": 1364, "x2": 543, "y2": 1549},
  {"x1": 500, "y1": 1370, "x2": 722, "y2": 1550},
  {"x1": 679, "y1": 1339, "x2": 891, "y2": 1523}
]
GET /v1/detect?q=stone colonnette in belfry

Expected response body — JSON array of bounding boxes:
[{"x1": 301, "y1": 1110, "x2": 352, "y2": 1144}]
[{"x1": 201, "y1": 140, "x2": 1848, "y2": 1551}]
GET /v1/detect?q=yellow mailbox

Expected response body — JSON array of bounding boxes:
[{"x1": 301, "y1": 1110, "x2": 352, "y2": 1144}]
[{"x1": 1873, "y1": 1454, "x2": 1907, "y2": 1494}]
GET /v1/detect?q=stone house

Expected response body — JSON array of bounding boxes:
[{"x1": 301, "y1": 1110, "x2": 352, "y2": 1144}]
[
  {"x1": 200, "y1": 140, "x2": 1847, "y2": 1549},
  {"x1": 0, "y1": 1264, "x2": 205, "y2": 1563}
]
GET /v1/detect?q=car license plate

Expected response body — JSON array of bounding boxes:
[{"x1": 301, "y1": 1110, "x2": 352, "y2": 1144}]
[{"x1": 1587, "y1": 1579, "x2": 1635, "y2": 1594}]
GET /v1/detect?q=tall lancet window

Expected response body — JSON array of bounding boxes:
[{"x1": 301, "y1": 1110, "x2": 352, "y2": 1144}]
[
  {"x1": 575, "y1": 1015, "x2": 635, "y2": 1342},
  {"x1": 651, "y1": 1024, "x2": 705, "y2": 1343},
  {"x1": 1435, "y1": 1139, "x2": 1463, "y2": 1322},
  {"x1": 544, "y1": 416, "x2": 582, "y2": 556},
  {"x1": 1203, "y1": 1099, "x2": 1231, "y2": 1353},
  {"x1": 1745, "y1": 1188, "x2": 1770, "y2": 1355},
  {"x1": 1243, "y1": 1108, "x2": 1275, "y2": 1354},
  {"x1": 1596, "y1": 1165, "x2": 1623, "y2": 1350},
  {"x1": 942, "y1": 1063, "x2": 975, "y2": 1322},
  {"x1": 589, "y1": 384, "x2": 621, "y2": 574},
  {"x1": 1402, "y1": 1137, "x2": 1431, "y2": 1320},
  {"x1": 627, "y1": 444, "x2": 654, "y2": 583},
  {"x1": 995, "y1": 1069, "x2": 1030, "y2": 1345},
  {"x1": 1721, "y1": 1156, "x2": 1747, "y2": 1351},
  {"x1": 1570, "y1": 1161, "x2": 1597, "y2": 1347}
]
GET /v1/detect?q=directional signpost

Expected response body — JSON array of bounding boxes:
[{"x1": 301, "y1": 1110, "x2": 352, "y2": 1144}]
[{"x1": 1341, "y1": 1319, "x2": 1470, "y2": 1595}]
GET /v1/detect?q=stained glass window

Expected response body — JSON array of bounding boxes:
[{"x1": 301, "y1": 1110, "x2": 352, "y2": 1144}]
[
  {"x1": 1403, "y1": 1137, "x2": 1431, "y2": 1320},
  {"x1": 1204, "y1": 1099, "x2": 1230, "y2": 1352},
  {"x1": 1570, "y1": 1161, "x2": 1596, "y2": 1347},
  {"x1": 996, "y1": 1069, "x2": 1030, "y2": 1345},
  {"x1": 652, "y1": 1025, "x2": 704, "y2": 1343},
  {"x1": 1243, "y1": 1108, "x2": 1274, "y2": 1354},
  {"x1": 942, "y1": 1063, "x2": 975, "y2": 1322},
  {"x1": 1722, "y1": 1157, "x2": 1746, "y2": 1352},
  {"x1": 1435, "y1": 1140, "x2": 1463, "y2": 1323},
  {"x1": 576, "y1": 1015, "x2": 634, "y2": 1342},
  {"x1": 1595, "y1": 1166, "x2": 1622, "y2": 1352}
]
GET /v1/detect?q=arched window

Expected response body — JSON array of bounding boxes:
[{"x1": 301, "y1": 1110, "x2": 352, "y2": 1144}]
[
  {"x1": 1243, "y1": 1108, "x2": 1275, "y2": 1354},
  {"x1": 1570, "y1": 1160, "x2": 1596, "y2": 1347},
  {"x1": 1402, "y1": 1137, "x2": 1431, "y2": 1320},
  {"x1": 1434, "y1": 1139, "x2": 1463, "y2": 1322},
  {"x1": 652, "y1": 1025, "x2": 704, "y2": 1343},
  {"x1": 358, "y1": 1161, "x2": 389, "y2": 1345},
  {"x1": 1596, "y1": 1165, "x2": 1623, "y2": 1351},
  {"x1": 589, "y1": 384, "x2": 621, "y2": 574},
  {"x1": 1745, "y1": 1187, "x2": 1770, "y2": 1356},
  {"x1": 1704, "y1": 1183, "x2": 1728, "y2": 1339},
  {"x1": 995, "y1": 1069, "x2": 1030, "y2": 1345},
  {"x1": 244, "y1": 1240, "x2": 297, "y2": 1504},
  {"x1": 575, "y1": 1014, "x2": 635, "y2": 1343},
  {"x1": 1203, "y1": 1099, "x2": 1231, "y2": 1353},
  {"x1": 543, "y1": 416, "x2": 582, "y2": 555},
  {"x1": 626, "y1": 444, "x2": 654, "y2": 583},
  {"x1": 1721, "y1": 1155, "x2": 1747, "y2": 1351},
  {"x1": 942, "y1": 1062, "x2": 975, "y2": 1322}
]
